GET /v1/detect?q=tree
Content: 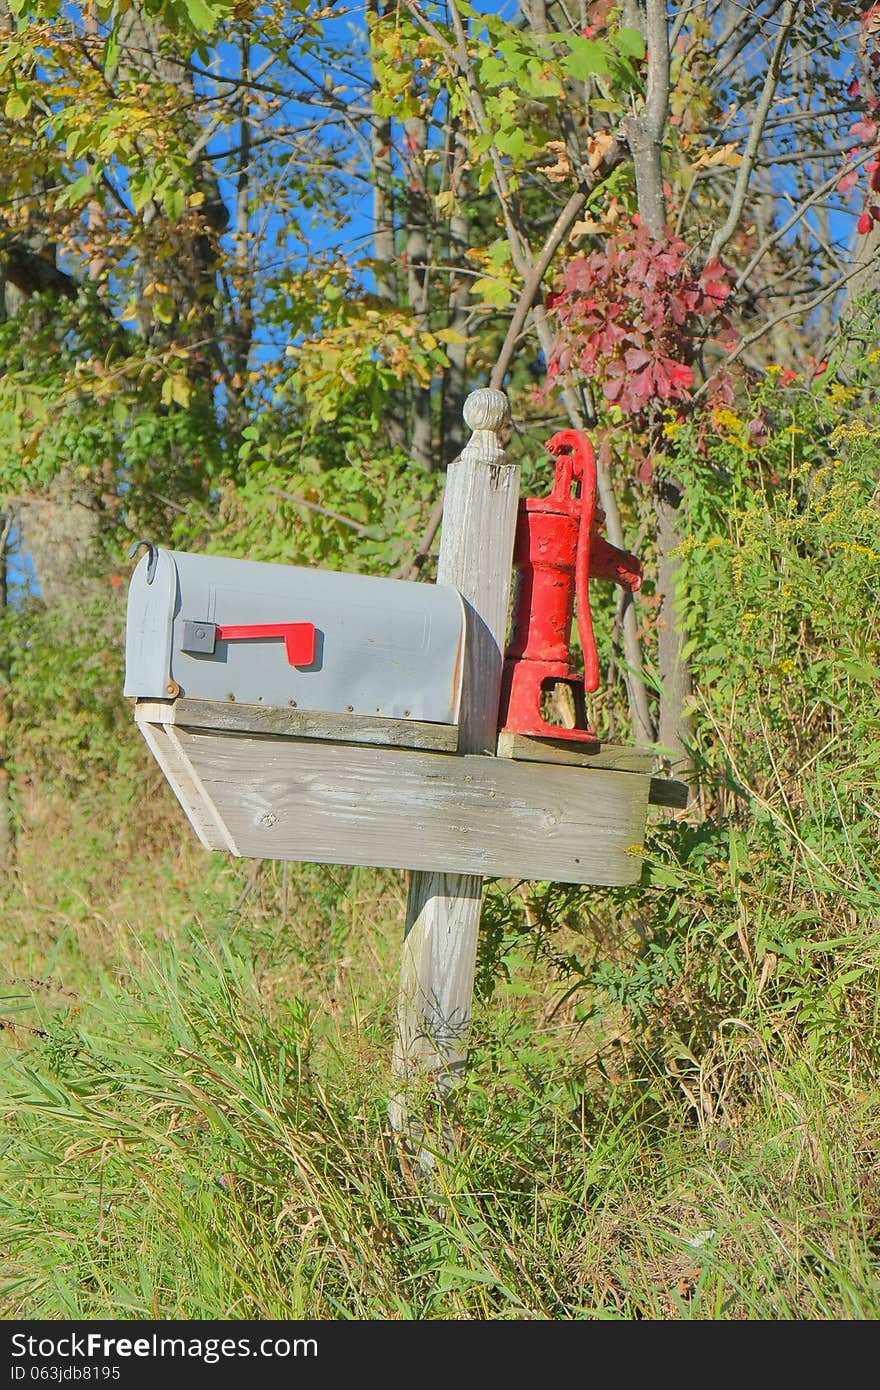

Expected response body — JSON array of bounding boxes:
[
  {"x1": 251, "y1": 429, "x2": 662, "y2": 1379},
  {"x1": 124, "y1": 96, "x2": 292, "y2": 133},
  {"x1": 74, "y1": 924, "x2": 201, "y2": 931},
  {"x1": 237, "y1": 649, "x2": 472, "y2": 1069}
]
[{"x1": 0, "y1": 0, "x2": 877, "y2": 817}]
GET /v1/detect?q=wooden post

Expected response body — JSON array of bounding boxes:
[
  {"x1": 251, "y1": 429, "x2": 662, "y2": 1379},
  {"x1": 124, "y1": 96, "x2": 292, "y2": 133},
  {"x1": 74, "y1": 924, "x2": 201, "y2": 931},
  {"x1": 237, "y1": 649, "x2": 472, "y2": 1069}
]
[{"x1": 390, "y1": 388, "x2": 518, "y2": 1135}]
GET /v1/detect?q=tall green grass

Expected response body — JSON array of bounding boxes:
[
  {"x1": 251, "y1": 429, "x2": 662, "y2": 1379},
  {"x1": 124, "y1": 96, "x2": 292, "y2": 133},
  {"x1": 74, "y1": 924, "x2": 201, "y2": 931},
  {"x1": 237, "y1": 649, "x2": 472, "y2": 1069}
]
[{"x1": 2, "y1": 911, "x2": 878, "y2": 1319}]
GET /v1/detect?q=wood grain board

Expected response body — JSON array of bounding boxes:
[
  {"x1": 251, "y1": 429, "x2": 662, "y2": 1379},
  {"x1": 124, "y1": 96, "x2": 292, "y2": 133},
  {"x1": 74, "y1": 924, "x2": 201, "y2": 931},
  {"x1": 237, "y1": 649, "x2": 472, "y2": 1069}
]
[
  {"x1": 135, "y1": 697, "x2": 458, "y2": 752},
  {"x1": 495, "y1": 729, "x2": 688, "y2": 810},
  {"x1": 137, "y1": 721, "x2": 650, "y2": 886}
]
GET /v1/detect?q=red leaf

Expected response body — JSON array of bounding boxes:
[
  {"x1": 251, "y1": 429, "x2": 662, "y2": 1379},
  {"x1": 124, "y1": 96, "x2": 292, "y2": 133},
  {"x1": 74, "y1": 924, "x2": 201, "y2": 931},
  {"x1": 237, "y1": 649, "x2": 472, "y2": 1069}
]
[
  {"x1": 857, "y1": 210, "x2": 874, "y2": 234},
  {"x1": 850, "y1": 117, "x2": 878, "y2": 144},
  {"x1": 624, "y1": 347, "x2": 651, "y2": 370},
  {"x1": 565, "y1": 264, "x2": 592, "y2": 294},
  {"x1": 848, "y1": 76, "x2": 861, "y2": 99},
  {"x1": 603, "y1": 376, "x2": 624, "y2": 402},
  {"x1": 747, "y1": 415, "x2": 769, "y2": 444},
  {"x1": 667, "y1": 360, "x2": 694, "y2": 390},
  {"x1": 837, "y1": 168, "x2": 860, "y2": 193},
  {"x1": 631, "y1": 368, "x2": 654, "y2": 402},
  {"x1": 702, "y1": 278, "x2": 730, "y2": 306}
]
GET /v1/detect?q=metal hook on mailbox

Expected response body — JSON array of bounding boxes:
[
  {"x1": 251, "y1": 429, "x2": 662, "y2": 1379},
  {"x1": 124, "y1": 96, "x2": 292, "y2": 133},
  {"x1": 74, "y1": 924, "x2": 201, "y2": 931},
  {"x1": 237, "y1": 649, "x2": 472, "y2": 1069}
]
[{"x1": 127, "y1": 538, "x2": 159, "y2": 585}]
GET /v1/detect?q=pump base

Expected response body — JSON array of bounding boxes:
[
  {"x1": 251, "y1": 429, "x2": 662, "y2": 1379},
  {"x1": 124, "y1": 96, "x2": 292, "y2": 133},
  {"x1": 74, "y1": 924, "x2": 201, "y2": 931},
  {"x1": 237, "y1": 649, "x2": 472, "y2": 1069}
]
[{"x1": 498, "y1": 659, "x2": 600, "y2": 744}]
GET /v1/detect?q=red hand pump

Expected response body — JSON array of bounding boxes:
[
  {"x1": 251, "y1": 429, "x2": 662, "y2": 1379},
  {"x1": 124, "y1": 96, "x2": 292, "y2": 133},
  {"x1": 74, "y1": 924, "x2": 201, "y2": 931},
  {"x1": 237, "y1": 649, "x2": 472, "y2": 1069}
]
[{"x1": 498, "y1": 430, "x2": 643, "y2": 743}]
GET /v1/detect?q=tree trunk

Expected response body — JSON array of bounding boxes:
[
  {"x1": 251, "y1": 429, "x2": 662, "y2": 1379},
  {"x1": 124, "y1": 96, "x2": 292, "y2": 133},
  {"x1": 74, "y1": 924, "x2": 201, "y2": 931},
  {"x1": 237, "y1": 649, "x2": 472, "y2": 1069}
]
[
  {"x1": 369, "y1": 0, "x2": 407, "y2": 454},
  {"x1": 14, "y1": 478, "x2": 102, "y2": 608},
  {"x1": 404, "y1": 113, "x2": 434, "y2": 469},
  {"x1": 440, "y1": 131, "x2": 470, "y2": 465},
  {"x1": 624, "y1": 0, "x2": 692, "y2": 769}
]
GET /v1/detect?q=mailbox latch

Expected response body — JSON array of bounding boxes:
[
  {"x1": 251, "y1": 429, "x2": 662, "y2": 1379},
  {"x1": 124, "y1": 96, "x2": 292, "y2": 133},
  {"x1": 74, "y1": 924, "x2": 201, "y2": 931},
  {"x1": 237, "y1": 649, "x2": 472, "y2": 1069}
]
[{"x1": 181, "y1": 620, "x2": 316, "y2": 666}]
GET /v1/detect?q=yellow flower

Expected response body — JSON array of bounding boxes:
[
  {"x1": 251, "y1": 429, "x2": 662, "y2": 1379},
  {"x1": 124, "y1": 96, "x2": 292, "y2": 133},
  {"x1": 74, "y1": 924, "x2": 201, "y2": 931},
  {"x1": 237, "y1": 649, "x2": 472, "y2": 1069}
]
[
  {"x1": 711, "y1": 407, "x2": 748, "y2": 446},
  {"x1": 826, "y1": 383, "x2": 856, "y2": 405}
]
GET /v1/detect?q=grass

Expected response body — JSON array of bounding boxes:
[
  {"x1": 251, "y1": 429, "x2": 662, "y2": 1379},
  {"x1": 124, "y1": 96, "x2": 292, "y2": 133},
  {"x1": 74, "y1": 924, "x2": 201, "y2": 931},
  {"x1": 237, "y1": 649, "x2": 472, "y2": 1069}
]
[{"x1": 1, "y1": 773, "x2": 878, "y2": 1321}]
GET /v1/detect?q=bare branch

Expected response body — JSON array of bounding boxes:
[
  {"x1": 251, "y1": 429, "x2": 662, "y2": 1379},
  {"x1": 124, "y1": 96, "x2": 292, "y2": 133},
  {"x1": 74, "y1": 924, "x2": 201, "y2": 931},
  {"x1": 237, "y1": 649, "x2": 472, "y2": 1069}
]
[
  {"x1": 734, "y1": 141, "x2": 880, "y2": 293},
  {"x1": 708, "y1": 0, "x2": 800, "y2": 261},
  {"x1": 695, "y1": 256, "x2": 880, "y2": 395},
  {"x1": 266, "y1": 487, "x2": 370, "y2": 534},
  {"x1": 489, "y1": 187, "x2": 594, "y2": 391}
]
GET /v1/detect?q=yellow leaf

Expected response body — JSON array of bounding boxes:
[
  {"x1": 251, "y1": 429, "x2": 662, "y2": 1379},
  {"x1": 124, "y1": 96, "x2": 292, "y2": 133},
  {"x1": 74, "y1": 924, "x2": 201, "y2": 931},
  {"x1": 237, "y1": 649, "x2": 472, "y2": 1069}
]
[
  {"x1": 171, "y1": 375, "x2": 192, "y2": 408},
  {"x1": 586, "y1": 130, "x2": 615, "y2": 172},
  {"x1": 691, "y1": 142, "x2": 742, "y2": 171},
  {"x1": 434, "y1": 189, "x2": 461, "y2": 218},
  {"x1": 162, "y1": 373, "x2": 192, "y2": 408},
  {"x1": 537, "y1": 140, "x2": 570, "y2": 183}
]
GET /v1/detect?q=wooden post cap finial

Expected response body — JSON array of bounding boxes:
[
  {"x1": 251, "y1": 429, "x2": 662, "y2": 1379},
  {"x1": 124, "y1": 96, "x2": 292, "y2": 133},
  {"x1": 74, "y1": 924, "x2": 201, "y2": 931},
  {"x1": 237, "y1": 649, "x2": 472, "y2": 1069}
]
[
  {"x1": 462, "y1": 388, "x2": 510, "y2": 435},
  {"x1": 460, "y1": 389, "x2": 510, "y2": 468}
]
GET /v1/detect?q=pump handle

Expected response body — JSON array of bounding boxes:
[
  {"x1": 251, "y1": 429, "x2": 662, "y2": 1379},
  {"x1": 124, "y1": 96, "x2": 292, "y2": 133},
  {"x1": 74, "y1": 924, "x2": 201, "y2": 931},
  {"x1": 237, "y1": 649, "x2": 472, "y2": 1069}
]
[{"x1": 546, "y1": 431, "x2": 600, "y2": 693}]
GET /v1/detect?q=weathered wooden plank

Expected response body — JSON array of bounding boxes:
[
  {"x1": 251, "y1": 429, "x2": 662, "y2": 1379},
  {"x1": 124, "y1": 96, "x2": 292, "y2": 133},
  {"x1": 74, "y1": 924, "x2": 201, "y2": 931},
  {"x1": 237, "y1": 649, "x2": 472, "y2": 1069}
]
[
  {"x1": 135, "y1": 696, "x2": 458, "y2": 752},
  {"x1": 496, "y1": 729, "x2": 656, "y2": 774},
  {"x1": 136, "y1": 720, "x2": 235, "y2": 853},
  {"x1": 159, "y1": 726, "x2": 649, "y2": 887},
  {"x1": 494, "y1": 728, "x2": 687, "y2": 808},
  {"x1": 648, "y1": 776, "x2": 690, "y2": 810}
]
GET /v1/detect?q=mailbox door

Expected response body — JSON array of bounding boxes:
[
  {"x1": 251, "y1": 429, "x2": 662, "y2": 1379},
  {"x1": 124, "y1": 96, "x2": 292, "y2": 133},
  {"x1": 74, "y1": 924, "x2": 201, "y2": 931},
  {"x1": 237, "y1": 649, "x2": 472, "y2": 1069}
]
[{"x1": 125, "y1": 548, "x2": 465, "y2": 726}]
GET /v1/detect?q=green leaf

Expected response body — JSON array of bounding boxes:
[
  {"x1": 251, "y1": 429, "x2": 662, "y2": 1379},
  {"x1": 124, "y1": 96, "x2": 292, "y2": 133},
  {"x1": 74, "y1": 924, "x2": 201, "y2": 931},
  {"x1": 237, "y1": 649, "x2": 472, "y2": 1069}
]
[
  {"x1": 497, "y1": 38, "x2": 530, "y2": 75},
  {"x1": 495, "y1": 126, "x2": 528, "y2": 160},
  {"x1": 181, "y1": 0, "x2": 221, "y2": 32},
  {"x1": 162, "y1": 185, "x2": 185, "y2": 223},
  {"x1": 839, "y1": 659, "x2": 879, "y2": 684},
  {"x1": 562, "y1": 37, "x2": 611, "y2": 80},
  {"x1": 479, "y1": 55, "x2": 508, "y2": 88},
  {"x1": 130, "y1": 171, "x2": 154, "y2": 214},
  {"x1": 102, "y1": 16, "x2": 120, "y2": 73},
  {"x1": 471, "y1": 277, "x2": 512, "y2": 309},
  {"x1": 57, "y1": 172, "x2": 96, "y2": 208},
  {"x1": 153, "y1": 295, "x2": 176, "y2": 325},
  {"x1": 4, "y1": 90, "x2": 30, "y2": 120},
  {"x1": 613, "y1": 26, "x2": 647, "y2": 61}
]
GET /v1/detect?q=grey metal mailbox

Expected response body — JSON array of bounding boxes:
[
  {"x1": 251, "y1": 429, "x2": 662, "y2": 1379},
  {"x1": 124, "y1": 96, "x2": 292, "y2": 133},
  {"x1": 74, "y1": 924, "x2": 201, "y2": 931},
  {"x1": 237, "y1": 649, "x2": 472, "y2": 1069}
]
[{"x1": 124, "y1": 545, "x2": 466, "y2": 726}]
